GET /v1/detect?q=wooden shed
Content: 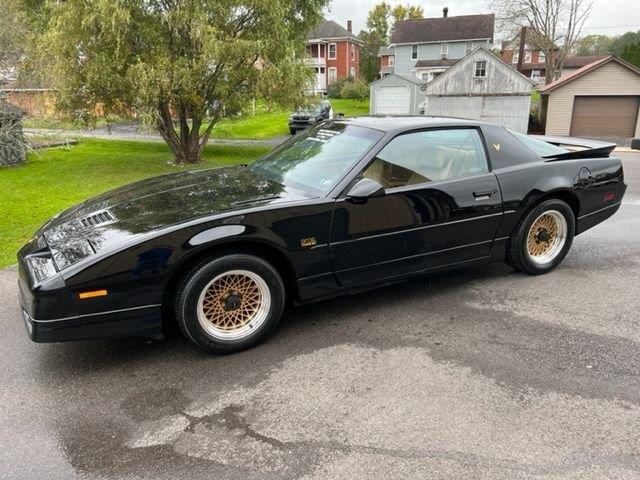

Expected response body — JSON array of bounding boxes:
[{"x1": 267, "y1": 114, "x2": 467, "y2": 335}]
[
  {"x1": 539, "y1": 55, "x2": 640, "y2": 138},
  {"x1": 369, "y1": 73, "x2": 426, "y2": 115},
  {"x1": 421, "y1": 46, "x2": 535, "y2": 132}
]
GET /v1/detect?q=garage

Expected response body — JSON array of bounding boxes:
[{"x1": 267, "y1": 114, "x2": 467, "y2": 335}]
[
  {"x1": 540, "y1": 55, "x2": 640, "y2": 138},
  {"x1": 420, "y1": 46, "x2": 535, "y2": 133},
  {"x1": 570, "y1": 96, "x2": 640, "y2": 137},
  {"x1": 375, "y1": 86, "x2": 410, "y2": 114},
  {"x1": 370, "y1": 74, "x2": 425, "y2": 115}
]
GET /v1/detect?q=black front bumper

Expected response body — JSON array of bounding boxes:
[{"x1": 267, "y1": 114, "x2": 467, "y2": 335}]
[
  {"x1": 288, "y1": 119, "x2": 317, "y2": 131},
  {"x1": 17, "y1": 239, "x2": 163, "y2": 343},
  {"x1": 19, "y1": 302, "x2": 163, "y2": 343}
]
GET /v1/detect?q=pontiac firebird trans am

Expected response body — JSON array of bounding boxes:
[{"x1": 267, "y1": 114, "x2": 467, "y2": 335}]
[{"x1": 18, "y1": 117, "x2": 626, "y2": 354}]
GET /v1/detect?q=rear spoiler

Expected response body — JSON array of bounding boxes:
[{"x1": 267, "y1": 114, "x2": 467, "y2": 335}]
[{"x1": 532, "y1": 135, "x2": 617, "y2": 161}]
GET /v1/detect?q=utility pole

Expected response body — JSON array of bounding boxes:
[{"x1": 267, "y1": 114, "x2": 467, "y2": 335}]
[{"x1": 517, "y1": 26, "x2": 526, "y2": 73}]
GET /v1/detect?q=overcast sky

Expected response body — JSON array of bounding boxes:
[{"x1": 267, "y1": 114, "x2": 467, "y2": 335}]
[{"x1": 326, "y1": 0, "x2": 640, "y2": 40}]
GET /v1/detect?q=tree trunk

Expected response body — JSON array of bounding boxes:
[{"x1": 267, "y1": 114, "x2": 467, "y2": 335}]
[{"x1": 156, "y1": 102, "x2": 205, "y2": 165}]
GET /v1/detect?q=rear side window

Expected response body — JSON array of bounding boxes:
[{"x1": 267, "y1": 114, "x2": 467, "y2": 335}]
[
  {"x1": 363, "y1": 128, "x2": 489, "y2": 189},
  {"x1": 508, "y1": 130, "x2": 568, "y2": 157}
]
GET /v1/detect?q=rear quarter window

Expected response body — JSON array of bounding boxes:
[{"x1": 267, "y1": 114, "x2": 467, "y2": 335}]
[{"x1": 508, "y1": 130, "x2": 569, "y2": 157}]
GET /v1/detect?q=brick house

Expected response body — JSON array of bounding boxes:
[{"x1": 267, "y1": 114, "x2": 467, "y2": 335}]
[
  {"x1": 307, "y1": 19, "x2": 362, "y2": 93},
  {"x1": 382, "y1": 9, "x2": 495, "y2": 82},
  {"x1": 378, "y1": 46, "x2": 395, "y2": 78},
  {"x1": 500, "y1": 40, "x2": 607, "y2": 84}
]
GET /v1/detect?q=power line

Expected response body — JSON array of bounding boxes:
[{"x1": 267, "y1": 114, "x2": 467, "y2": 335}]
[{"x1": 582, "y1": 24, "x2": 640, "y2": 29}]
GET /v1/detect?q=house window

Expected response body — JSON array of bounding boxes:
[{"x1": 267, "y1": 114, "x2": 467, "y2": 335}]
[
  {"x1": 328, "y1": 43, "x2": 336, "y2": 60},
  {"x1": 531, "y1": 69, "x2": 540, "y2": 80},
  {"x1": 351, "y1": 44, "x2": 355, "y2": 60},
  {"x1": 512, "y1": 52, "x2": 519, "y2": 64},
  {"x1": 411, "y1": 45, "x2": 418, "y2": 59},
  {"x1": 465, "y1": 42, "x2": 472, "y2": 55},
  {"x1": 525, "y1": 51, "x2": 532, "y2": 63},
  {"x1": 441, "y1": 43, "x2": 448, "y2": 59},
  {"x1": 539, "y1": 51, "x2": 546, "y2": 62},
  {"x1": 328, "y1": 67, "x2": 337, "y2": 84},
  {"x1": 421, "y1": 72, "x2": 429, "y2": 81},
  {"x1": 350, "y1": 66, "x2": 356, "y2": 78},
  {"x1": 474, "y1": 60, "x2": 487, "y2": 77},
  {"x1": 410, "y1": 69, "x2": 417, "y2": 77},
  {"x1": 388, "y1": 55, "x2": 395, "y2": 66}
]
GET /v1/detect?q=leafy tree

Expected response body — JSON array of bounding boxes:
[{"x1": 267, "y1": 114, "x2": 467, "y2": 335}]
[
  {"x1": 366, "y1": 2, "x2": 391, "y2": 41},
  {"x1": 621, "y1": 42, "x2": 640, "y2": 68},
  {"x1": 575, "y1": 34, "x2": 614, "y2": 56},
  {"x1": 358, "y1": 30, "x2": 385, "y2": 83},
  {"x1": 391, "y1": 4, "x2": 424, "y2": 23},
  {"x1": 610, "y1": 31, "x2": 640, "y2": 56},
  {"x1": 38, "y1": 0, "x2": 328, "y2": 165},
  {"x1": 0, "y1": 0, "x2": 28, "y2": 81},
  {"x1": 365, "y1": 2, "x2": 423, "y2": 42}
]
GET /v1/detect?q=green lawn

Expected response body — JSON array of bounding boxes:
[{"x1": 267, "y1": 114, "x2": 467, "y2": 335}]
[
  {"x1": 0, "y1": 139, "x2": 270, "y2": 268},
  {"x1": 211, "y1": 97, "x2": 370, "y2": 140}
]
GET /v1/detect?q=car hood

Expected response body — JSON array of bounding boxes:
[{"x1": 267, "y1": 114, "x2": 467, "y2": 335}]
[{"x1": 39, "y1": 165, "x2": 310, "y2": 270}]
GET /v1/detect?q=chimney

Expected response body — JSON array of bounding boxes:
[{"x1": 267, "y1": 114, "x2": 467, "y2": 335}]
[
  {"x1": 347, "y1": 20, "x2": 352, "y2": 32},
  {"x1": 443, "y1": 7, "x2": 448, "y2": 17}
]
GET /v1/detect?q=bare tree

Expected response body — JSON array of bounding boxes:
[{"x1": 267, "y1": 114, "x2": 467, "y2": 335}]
[{"x1": 495, "y1": 0, "x2": 592, "y2": 83}]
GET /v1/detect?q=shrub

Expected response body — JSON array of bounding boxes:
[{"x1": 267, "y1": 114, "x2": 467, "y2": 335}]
[
  {"x1": 327, "y1": 77, "x2": 350, "y2": 98},
  {"x1": 340, "y1": 79, "x2": 369, "y2": 100}
]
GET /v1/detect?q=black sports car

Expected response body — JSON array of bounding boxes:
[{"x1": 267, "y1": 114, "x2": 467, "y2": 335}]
[{"x1": 18, "y1": 117, "x2": 626, "y2": 354}]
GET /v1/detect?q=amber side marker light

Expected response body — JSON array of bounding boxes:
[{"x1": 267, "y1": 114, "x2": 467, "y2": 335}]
[{"x1": 78, "y1": 289, "x2": 108, "y2": 300}]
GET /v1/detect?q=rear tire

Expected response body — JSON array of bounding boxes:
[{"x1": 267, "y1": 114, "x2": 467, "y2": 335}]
[
  {"x1": 175, "y1": 254, "x2": 285, "y2": 354},
  {"x1": 289, "y1": 128, "x2": 296, "y2": 135},
  {"x1": 506, "y1": 199, "x2": 575, "y2": 275}
]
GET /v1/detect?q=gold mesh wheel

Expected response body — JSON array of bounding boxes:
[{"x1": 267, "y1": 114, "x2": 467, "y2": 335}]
[
  {"x1": 197, "y1": 269, "x2": 271, "y2": 341},
  {"x1": 526, "y1": 210, "x2": 567, "y2": 265}
]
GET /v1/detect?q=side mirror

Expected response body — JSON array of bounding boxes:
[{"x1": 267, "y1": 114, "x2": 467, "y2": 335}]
[{"x1": 345, "y1": 178, "x2": 385, "y2": 204}]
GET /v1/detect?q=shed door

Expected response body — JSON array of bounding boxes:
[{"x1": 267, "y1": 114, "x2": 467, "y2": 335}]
[
  {"x1": 570, "y1": 96, "x2": 639, "y2": 137},
  {"x1": 375, "y1": 86, "x2": 411, "y2": 114}
]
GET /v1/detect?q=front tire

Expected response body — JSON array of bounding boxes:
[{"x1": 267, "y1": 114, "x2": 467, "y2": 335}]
[
  {"x1": 175, "y1": 254, "x2": 286, "y2": 354},
  {"x1": 506, "y1": 199, "x2": 575, "y2": 275}
]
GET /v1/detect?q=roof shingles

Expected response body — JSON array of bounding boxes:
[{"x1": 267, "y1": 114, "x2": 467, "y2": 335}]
[
  {"x1": 308, "y1": 19, "x2": 358, "y2": 41},
  {"x1": 390, "y1": 14, "x2": 495, "y2": 44}
]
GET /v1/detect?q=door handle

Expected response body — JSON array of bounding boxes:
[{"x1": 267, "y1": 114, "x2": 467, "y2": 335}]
[{"x1": 473, "y1": 189, "x2": 496, "y2": 199}]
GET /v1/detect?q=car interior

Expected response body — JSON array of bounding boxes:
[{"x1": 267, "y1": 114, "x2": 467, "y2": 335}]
[{"x1": 363, "y1": 129, "x2": 488, "y2": 189}]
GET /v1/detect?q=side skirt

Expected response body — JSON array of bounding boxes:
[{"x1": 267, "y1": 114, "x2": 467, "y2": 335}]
[{"x1": 294, "y1": 255, "x2": 493, "y2": 306}]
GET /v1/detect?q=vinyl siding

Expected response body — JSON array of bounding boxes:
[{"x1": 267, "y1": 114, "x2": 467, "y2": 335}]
[
  {"x1": 370, "y1": 74, "x2": 425, "y2": 115},
  {"x1": 394, "y1": 40, "x2": 490, "y2": 76},
  {"x1": 545, "y1": 61, "x2": 640, "y2": 136}
]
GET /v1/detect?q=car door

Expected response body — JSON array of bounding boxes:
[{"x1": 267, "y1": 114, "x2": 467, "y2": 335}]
[{"x1": 329, "y1": 127, "x2": 504, "y2": 287}]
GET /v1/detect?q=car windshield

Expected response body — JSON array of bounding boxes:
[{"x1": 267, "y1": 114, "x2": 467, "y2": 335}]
[
  {"x1": 294, "y1": 105, "x2": 322, "y2": 115},
  {"x1": 508, "y1": 130, "x2": 569, "y2": 157},
  {"x1": 249, "y1": 123, "x2": 383, "y2": 194}
]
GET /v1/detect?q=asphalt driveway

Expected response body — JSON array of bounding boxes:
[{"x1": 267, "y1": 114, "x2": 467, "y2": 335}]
[{"x1": 1, "y1": 153, "x2": 640, "y2": 479}]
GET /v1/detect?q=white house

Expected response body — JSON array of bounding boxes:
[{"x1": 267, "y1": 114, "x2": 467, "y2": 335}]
[{"x1": 385, "y1": 9, "x2": 495, "y2": 82}]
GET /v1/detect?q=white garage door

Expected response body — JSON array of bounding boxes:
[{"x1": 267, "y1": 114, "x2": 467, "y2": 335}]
[{"x1": 375, "y1": 86, "x2": 410, "y2": 114}]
